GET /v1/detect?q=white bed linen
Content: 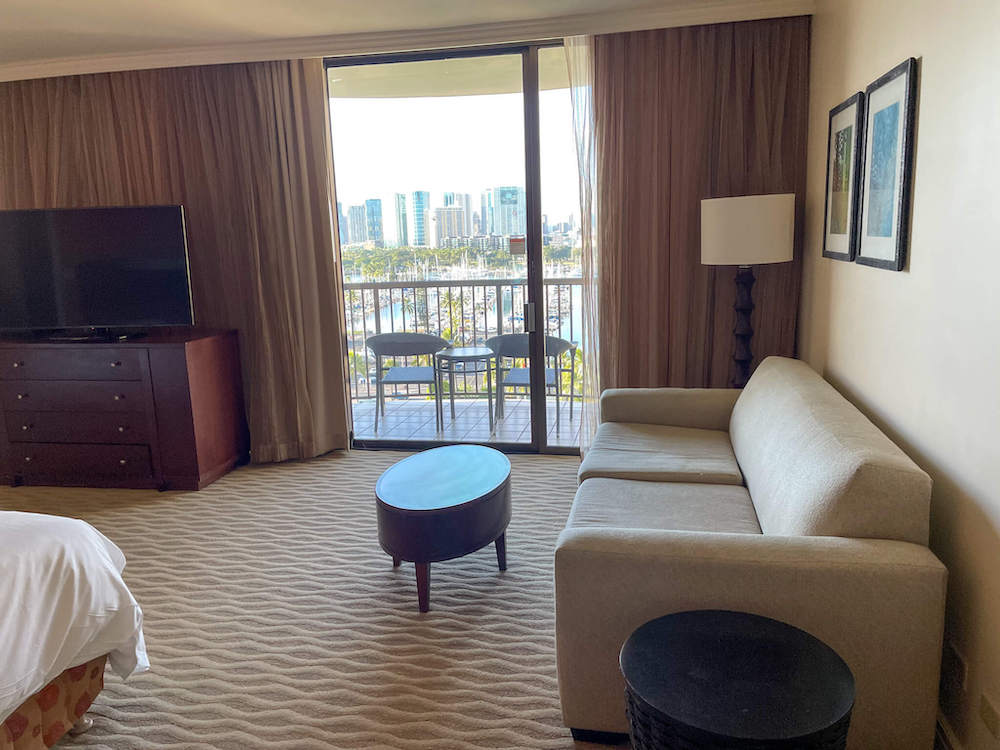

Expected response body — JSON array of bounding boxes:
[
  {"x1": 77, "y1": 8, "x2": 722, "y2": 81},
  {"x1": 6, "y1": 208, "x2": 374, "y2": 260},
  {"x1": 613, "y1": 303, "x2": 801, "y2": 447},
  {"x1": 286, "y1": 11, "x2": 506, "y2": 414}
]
[{"x1": 0, "y1": 511, "x2": 149, "y2": 722}]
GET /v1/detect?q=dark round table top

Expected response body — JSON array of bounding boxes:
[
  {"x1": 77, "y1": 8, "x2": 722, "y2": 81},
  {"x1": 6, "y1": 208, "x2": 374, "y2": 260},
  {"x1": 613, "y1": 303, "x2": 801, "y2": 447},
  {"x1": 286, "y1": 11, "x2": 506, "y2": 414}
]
[
  {"x1": 620, "y1": 610, "x2": 855, "y2": 743},
  {"x1": 375, "y1": 444, "x2": 511, "y2": 512}
]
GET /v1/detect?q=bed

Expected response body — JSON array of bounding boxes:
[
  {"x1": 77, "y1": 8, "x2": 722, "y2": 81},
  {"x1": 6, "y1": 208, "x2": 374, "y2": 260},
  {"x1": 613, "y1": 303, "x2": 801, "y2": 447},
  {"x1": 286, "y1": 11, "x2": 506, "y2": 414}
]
[{"x1": 0, "y1": 512, "x2": 148, "y2": 749}]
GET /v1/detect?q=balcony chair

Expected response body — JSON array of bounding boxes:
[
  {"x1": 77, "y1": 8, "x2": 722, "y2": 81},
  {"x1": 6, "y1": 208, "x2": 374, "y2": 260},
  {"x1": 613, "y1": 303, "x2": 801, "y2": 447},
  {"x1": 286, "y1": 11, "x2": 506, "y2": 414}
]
[
  {"x1": 365, "y1": 333, "x2": 450, "y2": 432},
  {"x1": 485, "y1": 333, "x2": 576, "y2": 426}
]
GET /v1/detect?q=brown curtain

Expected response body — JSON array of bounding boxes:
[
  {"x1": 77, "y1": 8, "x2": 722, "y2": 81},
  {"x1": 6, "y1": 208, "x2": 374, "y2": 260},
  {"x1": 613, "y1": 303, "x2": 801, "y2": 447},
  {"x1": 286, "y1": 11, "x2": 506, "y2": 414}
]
[
  {"x1": 0, "y1": 60, "x2": 351, "y2": 462},
  {"x1": 594, "y1": 17, "x2": 810, "y2": 388}
]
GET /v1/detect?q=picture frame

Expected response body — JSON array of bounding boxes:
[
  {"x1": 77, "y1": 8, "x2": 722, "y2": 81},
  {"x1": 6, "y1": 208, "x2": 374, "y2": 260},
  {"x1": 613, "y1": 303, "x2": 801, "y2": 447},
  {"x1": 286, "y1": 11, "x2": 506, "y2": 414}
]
[
  {"x1": 856, "y1": 58, "x2": 918, "y2": 271},
  {"x1": 822, "y1": 92, "x2": 865, "y2": 261}
]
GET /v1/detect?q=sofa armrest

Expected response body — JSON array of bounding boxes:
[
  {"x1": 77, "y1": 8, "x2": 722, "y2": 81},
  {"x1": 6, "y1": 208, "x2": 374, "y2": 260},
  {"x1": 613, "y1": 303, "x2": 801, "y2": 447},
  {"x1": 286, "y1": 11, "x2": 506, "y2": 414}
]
[
  {"x1": 554, "y1": 528, "x2": 946, "y2": 749},
  {"x1": 599, "y1": 387, "x2": 740, "y2": 430}
]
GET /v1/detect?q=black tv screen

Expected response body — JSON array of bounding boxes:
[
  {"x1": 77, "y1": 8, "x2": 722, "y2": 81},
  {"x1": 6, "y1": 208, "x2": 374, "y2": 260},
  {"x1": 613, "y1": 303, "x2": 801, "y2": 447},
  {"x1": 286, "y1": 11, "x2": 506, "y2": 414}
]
[{"x1": 0, "y1": 205, "x2": 193, "y2": 330}]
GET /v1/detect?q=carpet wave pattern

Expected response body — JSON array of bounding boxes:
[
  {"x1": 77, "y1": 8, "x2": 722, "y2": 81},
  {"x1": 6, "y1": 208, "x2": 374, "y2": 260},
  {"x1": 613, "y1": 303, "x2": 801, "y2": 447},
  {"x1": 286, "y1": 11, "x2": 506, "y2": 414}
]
[{"x1": 0, "y1": 451, "x2": 591, "y2": 749}]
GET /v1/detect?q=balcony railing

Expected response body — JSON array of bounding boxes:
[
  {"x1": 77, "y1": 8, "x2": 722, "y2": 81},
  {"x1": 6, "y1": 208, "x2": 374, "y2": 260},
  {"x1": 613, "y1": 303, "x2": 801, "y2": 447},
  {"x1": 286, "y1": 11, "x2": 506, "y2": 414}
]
[{"x1": 343, "y1": 277, "x2": 583, "y2": 401}]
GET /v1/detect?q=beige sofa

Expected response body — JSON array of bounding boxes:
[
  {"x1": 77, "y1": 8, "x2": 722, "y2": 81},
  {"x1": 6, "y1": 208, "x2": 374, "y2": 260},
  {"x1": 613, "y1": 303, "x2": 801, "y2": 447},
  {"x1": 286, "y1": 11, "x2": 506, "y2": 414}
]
[{"x1": 555, "y1": 356, "x2": 946, "y2": 749}]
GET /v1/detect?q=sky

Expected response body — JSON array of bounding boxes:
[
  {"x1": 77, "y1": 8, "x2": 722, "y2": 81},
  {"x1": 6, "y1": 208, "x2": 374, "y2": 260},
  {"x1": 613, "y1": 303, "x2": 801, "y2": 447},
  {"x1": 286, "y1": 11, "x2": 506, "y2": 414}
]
[{"x1": 329, "y1": 89, "x2": 579, "y2": 245}]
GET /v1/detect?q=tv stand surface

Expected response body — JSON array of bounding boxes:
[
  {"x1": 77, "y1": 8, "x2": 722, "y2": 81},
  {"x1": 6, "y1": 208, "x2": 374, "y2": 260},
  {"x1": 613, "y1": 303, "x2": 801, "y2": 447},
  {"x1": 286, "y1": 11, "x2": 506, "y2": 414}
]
[
  {"x1": 45, "y1": 333, "x2": 147, "y2": 344},
  {"x1": 0, "y1": 328, "x2": 249, "y2": 490},
  {"x1": 7, "y1": 328, "x2": 152, "y2": 343}
]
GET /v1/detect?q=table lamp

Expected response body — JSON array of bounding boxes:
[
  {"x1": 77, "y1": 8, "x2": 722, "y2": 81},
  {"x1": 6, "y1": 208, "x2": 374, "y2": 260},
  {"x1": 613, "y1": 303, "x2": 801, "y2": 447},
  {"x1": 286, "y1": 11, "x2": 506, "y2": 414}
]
[{"x1": 701, "y1": 193, "x2": 794, "y2": 388}]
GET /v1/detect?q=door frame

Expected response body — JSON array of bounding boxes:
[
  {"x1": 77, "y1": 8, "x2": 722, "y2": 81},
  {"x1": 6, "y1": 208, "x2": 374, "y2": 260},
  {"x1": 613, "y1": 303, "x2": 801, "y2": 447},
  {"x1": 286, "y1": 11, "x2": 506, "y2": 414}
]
[{"x1": 324, "y1": 41, "x2": 578, "y2": 456}]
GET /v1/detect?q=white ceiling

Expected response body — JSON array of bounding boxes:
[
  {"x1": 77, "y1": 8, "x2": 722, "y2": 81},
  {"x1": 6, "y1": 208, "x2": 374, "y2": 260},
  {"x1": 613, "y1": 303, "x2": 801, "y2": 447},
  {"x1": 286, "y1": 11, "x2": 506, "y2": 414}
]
[
  {"x1": 3, "y1": 0, "x2": 658, "y2": 61},
  {"x1": 0, "y1": 0, "x2": 814, "y2": 82}
]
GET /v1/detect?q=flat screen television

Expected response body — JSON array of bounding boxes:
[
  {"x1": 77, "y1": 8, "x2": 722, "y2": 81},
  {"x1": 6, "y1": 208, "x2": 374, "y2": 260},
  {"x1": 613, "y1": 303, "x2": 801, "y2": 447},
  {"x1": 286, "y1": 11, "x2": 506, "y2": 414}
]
[{"x1": 0, "y1": 205, "x2": 193, "y2": 334}]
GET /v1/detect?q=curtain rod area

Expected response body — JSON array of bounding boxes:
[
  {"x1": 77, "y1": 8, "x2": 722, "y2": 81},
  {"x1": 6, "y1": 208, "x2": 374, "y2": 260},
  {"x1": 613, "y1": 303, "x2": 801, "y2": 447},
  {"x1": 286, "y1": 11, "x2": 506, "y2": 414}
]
[{"x1": 0, "y1": 0, "x2": 813, "y2": 83}]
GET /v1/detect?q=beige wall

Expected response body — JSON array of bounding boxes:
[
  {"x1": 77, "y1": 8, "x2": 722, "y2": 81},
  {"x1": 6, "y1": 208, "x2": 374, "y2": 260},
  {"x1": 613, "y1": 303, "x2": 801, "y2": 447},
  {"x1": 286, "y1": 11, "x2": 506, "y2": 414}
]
[{"x1": 799, "y1": 0, "x2": 1000, "y2": 747}]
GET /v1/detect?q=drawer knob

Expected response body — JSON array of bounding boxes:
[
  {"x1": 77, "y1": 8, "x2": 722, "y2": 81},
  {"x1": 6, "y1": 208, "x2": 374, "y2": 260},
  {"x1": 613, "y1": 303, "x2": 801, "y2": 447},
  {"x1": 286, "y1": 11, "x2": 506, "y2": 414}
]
[
  {"x1": 21, "y1": 424, "x2": 31, "y2": 431},
  {"x1": 12, "y1": 361, "x2": 23, "y2": 368},
  {"x1": 16, "y1": 393, "x2": 27, "y2": 400},
  {"x1": 119, "y1": 459, "x2": 128, "y2": 466},
  {"x1": 110, "y1": 361, "x2": 122, "y2": 368},
  {"x1": 113, "y1": 394, "x2": 125, "y2": 401},
  {"x1": 23, "y1": 456, "x2": 31, "y2": 463},
  {"x1": 118, "y1": 426, "x2": 126, "y2": 433}
]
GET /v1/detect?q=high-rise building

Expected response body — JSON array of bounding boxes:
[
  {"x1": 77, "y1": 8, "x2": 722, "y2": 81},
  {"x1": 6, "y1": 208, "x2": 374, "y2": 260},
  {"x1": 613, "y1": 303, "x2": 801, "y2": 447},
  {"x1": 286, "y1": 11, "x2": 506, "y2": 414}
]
[
  {"x1": 348, "y1": 205, "x2": 367, "y2": 244},
  {"x1": 336, "y1": 202, "x2": 349, "y2": 245},
  {"x1": 365, "y1": 198, "x2": 384, "y2": 248},
  {"x1": 412, "y1": 190, "x2": 430, "y2": 246},
  {"x1": 494, "y1": 186, "x2": 526, "y2": 236},
  {"x1": 433, "y1": 206, "x2": 465, "y2": 248},
  {"x1": 461, "y1": 193, "x2": 473, "y2": 236},
  {"x1": 480, "y1": 189, "x2": 494, "y2": 236},
  {"x1": 394, "y1": 193, "x2": 408, "y2": 247},
  {"x1": 442, "y1": 192, "x2": 473, "y2": 236}
]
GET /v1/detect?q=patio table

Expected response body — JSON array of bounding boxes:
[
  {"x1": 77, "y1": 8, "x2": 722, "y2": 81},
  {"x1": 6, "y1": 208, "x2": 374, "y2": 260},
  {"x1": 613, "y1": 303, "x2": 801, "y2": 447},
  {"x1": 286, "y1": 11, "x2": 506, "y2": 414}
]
[{"x1": 435, "y1": 347, "x2": 497, "y2": 433}]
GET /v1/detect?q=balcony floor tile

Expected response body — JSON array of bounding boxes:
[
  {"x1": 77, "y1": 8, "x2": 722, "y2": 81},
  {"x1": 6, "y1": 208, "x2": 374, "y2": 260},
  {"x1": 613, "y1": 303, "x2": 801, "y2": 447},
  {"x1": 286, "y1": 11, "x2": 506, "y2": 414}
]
[{"x1": 351, "y1": 396, "x2": 579, "y2": 448}]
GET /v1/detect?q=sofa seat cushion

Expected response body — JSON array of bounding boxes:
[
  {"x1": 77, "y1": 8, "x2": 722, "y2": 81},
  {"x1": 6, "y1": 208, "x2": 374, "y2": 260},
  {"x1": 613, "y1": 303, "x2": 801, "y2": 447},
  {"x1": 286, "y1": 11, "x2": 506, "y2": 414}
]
[
  {"x1": 578, "y1": 422, "x2": 744, "y2": 485},
  {"x1": 568, "y1": 478, "x2": 762, "y2": 534}
]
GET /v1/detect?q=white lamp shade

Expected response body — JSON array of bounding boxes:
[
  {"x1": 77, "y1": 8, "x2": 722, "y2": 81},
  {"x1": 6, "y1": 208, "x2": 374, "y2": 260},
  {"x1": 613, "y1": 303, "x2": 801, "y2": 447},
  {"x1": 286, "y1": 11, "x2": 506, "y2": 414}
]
[{"x1": 701, "y1": 193, "x2": 795, "y2": 265}]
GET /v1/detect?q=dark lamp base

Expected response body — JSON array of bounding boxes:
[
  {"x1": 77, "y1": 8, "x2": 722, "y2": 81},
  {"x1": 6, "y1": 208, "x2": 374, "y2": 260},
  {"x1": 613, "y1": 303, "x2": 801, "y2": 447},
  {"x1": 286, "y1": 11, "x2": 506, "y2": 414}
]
[{"x1": 732, "y1": 265, "x2": 755, "y2": 388}]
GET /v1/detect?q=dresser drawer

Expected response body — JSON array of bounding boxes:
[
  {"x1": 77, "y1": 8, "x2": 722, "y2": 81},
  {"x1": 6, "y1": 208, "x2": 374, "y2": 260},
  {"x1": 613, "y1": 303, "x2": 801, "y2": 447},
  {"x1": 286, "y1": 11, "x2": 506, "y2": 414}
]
[
  {"x1": 0, "y1": 348, "x2": 143, "y2": 381},
  {"x1": 12, "y1": 444, "x2": 153, "y2": 480},
  {"x1": 6, "y1": 411, "x2": 149, "y2": 445},
  {"x1": 2, "y1": 381, "x2": 147, "y2": 412}
]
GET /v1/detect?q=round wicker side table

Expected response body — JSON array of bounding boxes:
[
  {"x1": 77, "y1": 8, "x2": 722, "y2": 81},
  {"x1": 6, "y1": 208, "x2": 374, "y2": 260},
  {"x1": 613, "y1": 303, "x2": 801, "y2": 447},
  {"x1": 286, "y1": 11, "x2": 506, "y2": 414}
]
[{"x1": 620, "y1": 610, "x2": 855, "y2": 749}]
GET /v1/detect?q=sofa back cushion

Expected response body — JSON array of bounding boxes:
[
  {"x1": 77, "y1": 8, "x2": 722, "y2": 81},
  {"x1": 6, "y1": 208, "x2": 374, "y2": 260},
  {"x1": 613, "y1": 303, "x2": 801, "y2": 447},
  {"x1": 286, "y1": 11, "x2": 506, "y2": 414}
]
[{"x1": 730, "y1": 357, "x2": 931, "y2": 544}]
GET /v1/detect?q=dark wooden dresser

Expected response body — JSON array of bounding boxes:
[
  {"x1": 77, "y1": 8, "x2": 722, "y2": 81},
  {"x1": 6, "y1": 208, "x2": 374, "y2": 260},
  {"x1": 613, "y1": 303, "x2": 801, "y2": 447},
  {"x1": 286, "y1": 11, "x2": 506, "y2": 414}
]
[{"x1": 0, "y1": 329, "x2": 249, "y2": 490}]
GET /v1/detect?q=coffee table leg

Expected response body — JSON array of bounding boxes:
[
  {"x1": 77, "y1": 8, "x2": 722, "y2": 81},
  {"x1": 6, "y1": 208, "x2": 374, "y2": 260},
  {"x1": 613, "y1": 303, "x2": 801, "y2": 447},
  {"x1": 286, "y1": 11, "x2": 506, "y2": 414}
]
[
  {"x1": 415, "y1": 562, "x2": 431, "y2": 612},
  {"x1": 392, "y1": 555, "x2": 401, "y2": 567},
  {"x1": 495, "y1": 532, "x2": 507, "y2": 571}
]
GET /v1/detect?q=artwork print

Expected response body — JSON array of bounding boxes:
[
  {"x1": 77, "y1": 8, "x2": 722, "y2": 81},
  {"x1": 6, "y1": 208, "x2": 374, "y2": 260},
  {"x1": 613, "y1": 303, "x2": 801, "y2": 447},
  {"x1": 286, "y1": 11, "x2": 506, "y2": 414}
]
[
  {"x1": 867, "y1": 101, "x2": 900, "y2": 237},
  {"x1": 822, "y1": 92, "x2": 864, "y2": 261},
  {"x1": 830, "y1": 124, "x2": 853, "y2": 233},
  {"x1": 857, "y1": 58, "x2": 917, "y2": 271}
]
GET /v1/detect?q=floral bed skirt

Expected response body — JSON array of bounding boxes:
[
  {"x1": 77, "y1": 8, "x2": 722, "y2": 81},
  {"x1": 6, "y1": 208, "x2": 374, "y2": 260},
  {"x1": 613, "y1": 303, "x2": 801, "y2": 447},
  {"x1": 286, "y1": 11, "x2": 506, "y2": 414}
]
[{"x1": 1, "y1": 655, "x2": 107, "y2": 750}]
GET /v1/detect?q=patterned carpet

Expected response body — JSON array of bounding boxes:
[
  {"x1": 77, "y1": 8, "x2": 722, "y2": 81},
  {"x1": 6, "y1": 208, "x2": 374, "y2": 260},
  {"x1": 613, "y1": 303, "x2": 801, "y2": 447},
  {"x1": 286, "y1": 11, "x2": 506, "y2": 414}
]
[{"x1": 0, "y1": 450, "x2": 616, "y2": 750}]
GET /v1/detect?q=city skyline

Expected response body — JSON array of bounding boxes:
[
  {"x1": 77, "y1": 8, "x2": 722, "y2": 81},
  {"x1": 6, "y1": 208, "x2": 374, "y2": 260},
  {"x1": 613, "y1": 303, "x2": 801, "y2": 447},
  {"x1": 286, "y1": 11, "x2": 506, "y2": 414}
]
[
  {"x1": 329, "y1": 88, "x2": 579, "y2": 247},
  {"x1": 338, "y1": 185, "x2": 576, "y2": 249}
]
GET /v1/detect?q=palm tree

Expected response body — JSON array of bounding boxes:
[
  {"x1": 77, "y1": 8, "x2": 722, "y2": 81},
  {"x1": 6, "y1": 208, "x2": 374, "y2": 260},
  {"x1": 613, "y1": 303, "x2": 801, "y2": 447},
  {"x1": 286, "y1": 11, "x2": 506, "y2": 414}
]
[{"x1": 437, "y1": 289, "x2": 465, "y2": 346}]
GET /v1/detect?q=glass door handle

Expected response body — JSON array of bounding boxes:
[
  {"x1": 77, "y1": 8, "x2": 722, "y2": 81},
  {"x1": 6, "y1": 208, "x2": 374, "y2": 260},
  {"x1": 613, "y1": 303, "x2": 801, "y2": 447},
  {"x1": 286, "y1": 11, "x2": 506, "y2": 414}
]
[{"x1": 523, "y1": 302, "x2": 536, "y2": 332}]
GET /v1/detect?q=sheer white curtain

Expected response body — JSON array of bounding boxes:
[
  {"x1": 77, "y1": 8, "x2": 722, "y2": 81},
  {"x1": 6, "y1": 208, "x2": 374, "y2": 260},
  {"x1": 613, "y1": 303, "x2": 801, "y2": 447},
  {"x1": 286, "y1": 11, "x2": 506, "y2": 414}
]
[{"x1": 565, "y1": 36, "x2": 600, "y2": 452}]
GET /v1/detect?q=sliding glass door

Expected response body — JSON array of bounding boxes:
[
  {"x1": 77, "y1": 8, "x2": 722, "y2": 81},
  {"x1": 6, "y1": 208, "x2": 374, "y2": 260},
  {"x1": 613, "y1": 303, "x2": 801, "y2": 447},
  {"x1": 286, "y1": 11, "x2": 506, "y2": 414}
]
[{"x1": 326, "y1": 44, "x2": 580, "y2": 453}]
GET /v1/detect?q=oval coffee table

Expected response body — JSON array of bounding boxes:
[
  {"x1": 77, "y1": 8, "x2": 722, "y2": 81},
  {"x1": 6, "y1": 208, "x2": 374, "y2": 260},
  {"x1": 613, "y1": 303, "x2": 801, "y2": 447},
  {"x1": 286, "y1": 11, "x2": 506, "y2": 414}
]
[{"x1": 375, "y1": 444, "x2": 511, "y2": 612}]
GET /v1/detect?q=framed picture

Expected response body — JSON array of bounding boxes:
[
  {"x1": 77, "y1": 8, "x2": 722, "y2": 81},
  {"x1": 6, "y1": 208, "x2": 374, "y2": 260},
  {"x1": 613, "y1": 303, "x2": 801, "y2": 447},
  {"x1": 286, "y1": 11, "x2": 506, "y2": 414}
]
[
  {"x1": 857, "y1": 58, "x2": 918, "y2": 271},
  {"x1": 822, "y1": 92, "x2": 864, "y2": 261}
]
